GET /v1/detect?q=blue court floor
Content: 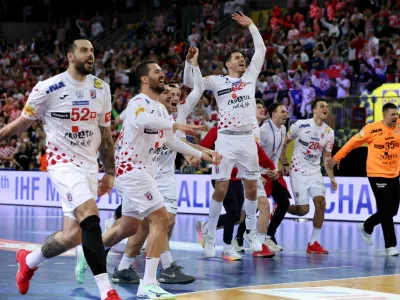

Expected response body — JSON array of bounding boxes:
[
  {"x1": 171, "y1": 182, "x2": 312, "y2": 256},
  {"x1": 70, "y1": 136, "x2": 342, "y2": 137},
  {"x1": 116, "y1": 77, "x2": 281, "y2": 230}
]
[{"x1": 0, "y1": 205, "x2": 400, "y2": 299}]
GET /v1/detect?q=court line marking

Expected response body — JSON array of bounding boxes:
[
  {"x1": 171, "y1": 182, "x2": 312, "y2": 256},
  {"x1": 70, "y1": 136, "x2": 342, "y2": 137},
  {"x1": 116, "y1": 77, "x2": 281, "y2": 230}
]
[
  {"x1": 287, "y1": 266, "x2": 353, "y2": 272},
  {"x1": 177, "y1": 273, "x2": 400, "y2": 296}
]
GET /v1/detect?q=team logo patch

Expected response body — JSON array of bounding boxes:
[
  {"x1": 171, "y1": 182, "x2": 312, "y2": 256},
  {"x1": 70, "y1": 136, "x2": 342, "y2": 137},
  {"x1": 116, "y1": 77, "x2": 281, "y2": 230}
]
[
  {"x1": 76, "y1": 90, "x2": 84, "y2": 99},
  {"x1": 90, "y1": 89, "x2": 96, "y2": 99},
  {"x1": 321, "y1": 133, "x2": 324, "y2": 138},
  {"x1": 105, "y1": 112, "x2": 111, "y2": 123},
  {"x1": 94, "y1": 78, "x2": 103, "y2": 89},
  {"x1": 295, "y1": 192, "x2": 299, "y2": 198},
  {"x1": 66, "y1": 192, "x2": 73, "y2": 202},
  {"x1": 215, "y1": 166, "x2": 219, "y2": 173},
  {"x1": 325, "y1": 127, "x2": 331, "y2": 133},
  {"x1": 135, "y1": 106, "x2": 146, "y2": 117},
  {"x1": 23, "y1": 104, "x2": 35, "y2": 117},
  {"x1": 144, "y1": 192, "x2": 153, "y2": 201}
]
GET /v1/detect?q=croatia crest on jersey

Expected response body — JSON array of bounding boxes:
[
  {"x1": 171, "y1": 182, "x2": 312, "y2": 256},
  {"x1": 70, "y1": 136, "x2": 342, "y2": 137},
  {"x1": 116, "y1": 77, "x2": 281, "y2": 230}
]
[
  {"x1": 66, "y1": 192, "x2": 73, "y2": 202},
  {"x1": 144, "y1": 191, "x2": 153, "y2": 201},
  {"x1": 90, "y1": 89, "x2": 96, "y2": 99}
]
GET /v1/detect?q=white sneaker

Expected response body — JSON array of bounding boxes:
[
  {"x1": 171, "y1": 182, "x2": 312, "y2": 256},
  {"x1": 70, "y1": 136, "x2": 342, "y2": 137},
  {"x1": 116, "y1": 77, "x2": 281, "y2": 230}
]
[
  {"x1": 137, "y1": 279, "x2": 176, "y2": 299},
  {"x1": 221, "y1": 245, "x2": 242, "y2": 261},
  {"x1": 244, "y1": 230, "x2": 262, "y2": 252},
  {"x1": 384, "y1": 247, "x2": 400, "y2": 256},
  {"x1": 358, "y1": 223, "x2": 373, "y2": 245},
  {"x1": 203, "y1": 233, "x2": 216, "y2": 258},
  {"x1": 196, "y1": 221, "x2": 207, "y2": 248},
  {"x1": 264, "y1": 238, "x2": 283, "y2": 252},
  {"x1": 104, "y1": 218, "x2": 115, "y2": 232},
  {"x1": 231, "y1": 239, "x2": 245, "y2": 253}
]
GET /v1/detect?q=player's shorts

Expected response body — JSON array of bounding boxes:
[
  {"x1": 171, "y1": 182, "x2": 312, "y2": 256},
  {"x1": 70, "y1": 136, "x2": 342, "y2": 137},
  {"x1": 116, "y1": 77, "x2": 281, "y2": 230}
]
[
  {"x1": 257, "y1": 176, "x2": 267, "y2": 198},
  {"x1": 211, "y1": 131, "x2": 259, "y2": 181},
  {"x1": 290, "y1": 172, "x2": 325, "y2": 205},
  {"x1": 155, "y1": 171, "x2": 177, "y2": 215},
  {"x1": 47, "y1": 164, "x2": 97, "y2": 220},
  {"x1": 115, "y1": 170, "x2": 165, "y2": 220}
]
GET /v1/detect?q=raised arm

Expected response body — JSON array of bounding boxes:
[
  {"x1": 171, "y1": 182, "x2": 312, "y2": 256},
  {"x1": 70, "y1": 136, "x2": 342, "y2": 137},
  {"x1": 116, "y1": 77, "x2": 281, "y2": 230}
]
[
  {"x1": 183, "y1": 47, "x2": 213, "y2": 90},
  {"x1": 179, "y1": 48, "x2": 205, "y2": 119},
  {"x1": 232, "y1": 12, "x2": 266, "y2": 76}
]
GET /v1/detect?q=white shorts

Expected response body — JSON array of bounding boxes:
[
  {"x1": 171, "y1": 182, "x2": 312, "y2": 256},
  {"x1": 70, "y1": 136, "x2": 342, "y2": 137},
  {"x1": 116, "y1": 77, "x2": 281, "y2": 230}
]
[
  {"x1": 155, "y1": 172, "x2": 177, "y2": 215},
  {"x1": 290, "y1": 172, "x2": 326, "y2": 205},
  {"x1": 211, "y1": 132, "x2": 259, "y2": 181},
  {"x1": 115, "y1": 170, "x2": 165, "y2": 220},
  {"x1": 47, "y1": 164, "x2": 97, "y2": 220},
  {"x1": 257, "y1": 177, "x2": 267, "y2": 198}
]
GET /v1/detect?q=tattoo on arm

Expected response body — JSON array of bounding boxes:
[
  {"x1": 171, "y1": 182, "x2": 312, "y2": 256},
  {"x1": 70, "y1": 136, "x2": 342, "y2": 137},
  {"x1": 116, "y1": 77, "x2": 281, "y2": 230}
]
[
  {"x1": 41, "y1": 231, "x2": 67, "y2": 258},
  {"x1": 99, "y1": 126, "x2": 115, "y2": 175}
]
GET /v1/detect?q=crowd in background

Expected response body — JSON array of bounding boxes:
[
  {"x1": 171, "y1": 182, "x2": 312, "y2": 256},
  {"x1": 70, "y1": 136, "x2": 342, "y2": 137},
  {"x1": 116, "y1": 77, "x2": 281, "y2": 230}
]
[{"x1": 0, "y1": 0, "x2": 399, "y2": 172}]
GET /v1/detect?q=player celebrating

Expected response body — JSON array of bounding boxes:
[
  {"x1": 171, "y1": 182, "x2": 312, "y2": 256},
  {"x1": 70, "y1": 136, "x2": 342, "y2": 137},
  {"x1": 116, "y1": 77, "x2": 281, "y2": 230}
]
[
  {"x1": 259, "y1": 103, "x2": 291, "y2": 252},
  {"x1": 106, "y1": 48, "x2": 206, "y2": 285},
  {"x1": 90, "y1": 61, "x2": 216, "y2": 299},
  {"x1": 184, "y1": 11, "x2": 267, "y2": 257},
  {"x1": 328, "y1": 103, "x2": 400, "y2": 256},
  {"x1": 0, "y1": 39, "x2": 121, "y2": 300},
  {"x1": 282, "y1": 100, "x2": 338, "y2": 254}
]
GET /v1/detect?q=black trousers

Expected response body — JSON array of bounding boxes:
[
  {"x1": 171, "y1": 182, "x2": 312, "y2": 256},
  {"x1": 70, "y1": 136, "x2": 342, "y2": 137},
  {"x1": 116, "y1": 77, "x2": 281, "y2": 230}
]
[
  {"x1": 213, "y1": 180, "x2": 244, "y2": 245},
  {"x1": 364, "y1": 176, "x2": 400, "y2": 248},
  {"x1": 236, "y1": 180, "x2": 290, "y2": 240}
]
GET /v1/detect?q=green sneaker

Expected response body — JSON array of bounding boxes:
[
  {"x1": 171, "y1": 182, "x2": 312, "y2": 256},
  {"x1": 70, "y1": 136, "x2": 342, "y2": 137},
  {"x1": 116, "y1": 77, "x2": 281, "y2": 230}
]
[
  {"x1": 75, "y1": 245, "x2": 88, "y2": 284},
  {"x1": 137, "y1": 279, "x2": 176, "y2": 299}
]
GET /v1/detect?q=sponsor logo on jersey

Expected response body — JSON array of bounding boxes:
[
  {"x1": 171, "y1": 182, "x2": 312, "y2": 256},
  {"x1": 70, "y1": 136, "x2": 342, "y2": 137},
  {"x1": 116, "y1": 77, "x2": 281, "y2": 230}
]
[
  {"x1": 228, "y1": 95, "x2": 250, "y2": 105},
  {"x1": 51, "y1": 112, "x2": 70, "y2": 119},
  {"x1": 325, "y1": 127, "x2": 331, "y2": 133},
  {"x1": 299, "y1": 139, "x2": 308, "y2": 146},
  {"x1": 299, "y1": 124, "x2": 310, "y2": 128},
  {"x1": 64, "y1": 130, "x2": 94, "y2": 140},
  {"x1": 45, "y1": 81, "x2": 65, "y2": 94},
  {"x1": 76, "y1": 90, "x2": 84, "y2": 99},
  {"x1": 144, "y1": 191, "x2": 153, "y2": 201},
  {"x1": 94, "y1": 78, "x2": 103, "y2": 89},
  {"x1": 135, "y1": 106, "x2": 146, "y2": 117},
  {"x1": 23, "y1": 104, "x2": 35, "y2": 117},
  {"x1": 217, "y1": 88, "x2": 232, "y2": 96},
  {"x1": 321, "y1": 133, "x2": 324, "y2": 138},
  {"x1": 90, "y1": 89, "x2": 96, "y2": 99},
  {"x1": 144, "y1": 128, "x2": 158, "y2": 134},
  {"x1": 72, "y1": 101, "x2": 89, "y2": 106},
  {"x1": 310, "y1": 137, "x2": 320, "y2": 141},
  {"x1": 60, "y1": 94, "x2": 68, "y2": 99},
  {"x1": 385, "y1": 136, "x2": 394, "y2": 141},
  {"x1": 370, "y1": 128, "x2": 383, "y2": 134}
]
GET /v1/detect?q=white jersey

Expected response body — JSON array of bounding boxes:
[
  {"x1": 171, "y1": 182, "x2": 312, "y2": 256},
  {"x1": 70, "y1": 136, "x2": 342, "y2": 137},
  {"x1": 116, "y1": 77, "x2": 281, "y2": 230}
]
[
  {"x1": 156, "y1": 66, "x2": 205, "y2": 176},
  {"x1": 260, "y1": 120, "x2": 286, "y2": 166},
  {"x1": 115, "y1": 93, "x2": 172, "y2": 177},
  {"x1": 288, "y1": 118, "x2": 334, "y2": 176},
  {"x1": 22, "y1": 71, "x2": 111, "y2": 173},
  {"x1": 184, "y1": 24, "x2": 265, "y2": 133}
]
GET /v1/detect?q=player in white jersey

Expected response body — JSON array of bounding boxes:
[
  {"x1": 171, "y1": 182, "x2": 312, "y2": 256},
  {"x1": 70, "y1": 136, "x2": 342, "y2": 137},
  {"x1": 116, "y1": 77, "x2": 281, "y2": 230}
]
[
  {"x1": 282, "y1": 100, "x2": 338, "y2": 254},
  {"x1": 184, "y1": 12, "x2": 266, "y2": 257},
  {"x1": 85, "y1": 61, "x2": 216, "y2": 299},
  {"x1": 0, "y1": 39, "x2": 121, "y2": 300},
  {"x1": 104, "y1": 49, "x2": 206, "y2": 285}
]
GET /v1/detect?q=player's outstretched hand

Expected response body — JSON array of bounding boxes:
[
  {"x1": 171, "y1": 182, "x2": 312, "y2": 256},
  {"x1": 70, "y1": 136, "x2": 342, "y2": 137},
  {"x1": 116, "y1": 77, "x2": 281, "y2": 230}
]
[
  {"x1": 173, "y1": 123, "x2": 205, "y2": 136},
  {"x1": 98, "y1": 173, "x2": 114, "y2": 197},
  {"x1": 190, "y1": 47, "x2": 199, "y2": 67},
  {"x1": 232, "y1": 11, "x2": 253, "y2": 28},
  {"x1": 326, "y1": 157, "x2": 340, "y2": 170},
  {"x1": 186, "y1": 46, "x2": 197, "y2": 62},
  {"x1": 330, "y1": 178, "x2": 338, "y2": 191}
]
